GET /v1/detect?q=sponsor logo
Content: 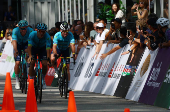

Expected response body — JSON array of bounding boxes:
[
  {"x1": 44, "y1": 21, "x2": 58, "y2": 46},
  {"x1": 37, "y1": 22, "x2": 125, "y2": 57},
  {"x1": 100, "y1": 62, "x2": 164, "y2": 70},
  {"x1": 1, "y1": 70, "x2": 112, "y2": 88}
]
[
  {"x1": 74, "y1": 57, "x2": 84, "y2": 77},
  {"x1": 164, "y1": 67, "x2": 170, "y2": 83},
  {"x1": 147, "y1": 62, "x2": 162, "y2": 88},
  {"x1": 84, "y1": 58, "x2": 95, "y2": 78}
]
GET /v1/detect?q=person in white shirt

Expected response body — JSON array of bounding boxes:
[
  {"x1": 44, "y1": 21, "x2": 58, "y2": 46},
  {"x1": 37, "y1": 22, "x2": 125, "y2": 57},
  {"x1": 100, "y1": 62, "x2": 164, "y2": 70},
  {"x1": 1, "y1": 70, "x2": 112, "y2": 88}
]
[
  {"x1": 92, "y1": 23, "x2": 105, "y2": 59},
  {"x1": 99, "y1": 19, "x2": 109, "y2": 35},
  {"x1": 112, "y1": 3, "x2": 125, "y2": 26}
]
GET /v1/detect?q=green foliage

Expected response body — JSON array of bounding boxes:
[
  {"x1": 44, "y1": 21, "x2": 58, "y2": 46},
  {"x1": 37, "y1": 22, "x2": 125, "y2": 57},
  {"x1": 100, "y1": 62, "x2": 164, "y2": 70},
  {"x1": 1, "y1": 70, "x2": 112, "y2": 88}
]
[{"x1": 98, "y1": 4, "x2": 114, "y2": 22}]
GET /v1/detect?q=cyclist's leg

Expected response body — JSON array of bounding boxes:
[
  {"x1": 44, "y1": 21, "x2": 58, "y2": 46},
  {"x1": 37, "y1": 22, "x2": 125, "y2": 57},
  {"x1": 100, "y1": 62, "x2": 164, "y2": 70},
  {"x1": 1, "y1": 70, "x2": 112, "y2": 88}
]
[
  {"x1": 52, "y1": 48, "x2": 61, "y2": 74},
  {"x1": 39, "y1": 46, "x2": 48, "y2": 89},
  {"x1": 29, "y1": 46, "x2": 36, "y2": 79},
  {"x1": 14, "y1": 43, "x2": 22, "y2": 89},
  {"x1": 62, "y1": 48, "x2": 70, "y2": 85}
]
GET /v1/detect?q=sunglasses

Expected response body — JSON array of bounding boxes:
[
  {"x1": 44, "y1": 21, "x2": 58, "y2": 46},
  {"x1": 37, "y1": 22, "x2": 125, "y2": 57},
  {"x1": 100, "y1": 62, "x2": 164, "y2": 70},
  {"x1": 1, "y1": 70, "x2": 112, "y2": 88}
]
[
  {"x1": 74, "y1": 29, "x2": 78, "y2": 31},
  {"x1": 38, "y1": 30, "x2": 46, "y2": 33},
  {"x1": 62, "y1": 30, "x2": 69, "y2": 33},
  {"x1": 140, "y1": 2, "x2": 144, "y2": 4},
  {"x1": 20, "y1": 27, "x2": 27, "y2": 30},
  {"x1": 96, "y1": 27, "x2": 102, "y2": 29}
]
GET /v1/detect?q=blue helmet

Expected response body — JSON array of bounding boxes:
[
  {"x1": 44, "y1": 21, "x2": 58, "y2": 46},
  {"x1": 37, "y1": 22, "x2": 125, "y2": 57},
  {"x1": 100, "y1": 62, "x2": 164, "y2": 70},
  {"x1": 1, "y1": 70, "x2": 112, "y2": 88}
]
[
  {"x1": 37, "y1": 23, "x2": 47, "y2": 31},
  {"x1": 18, "y1": 20, "x2": 28, "y2": 27}
]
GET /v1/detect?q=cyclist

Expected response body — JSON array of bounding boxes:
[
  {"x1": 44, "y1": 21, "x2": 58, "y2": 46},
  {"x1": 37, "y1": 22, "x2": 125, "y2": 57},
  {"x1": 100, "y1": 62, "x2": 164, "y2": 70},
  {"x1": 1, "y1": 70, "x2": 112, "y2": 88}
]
[
  {"x1": 156, "y1": 17, "x2": 170, "y2": 48},
  {"x1": 12, "y1": 20, "x2": 33, "y2": 89},
  {"x1": 51, "y1": 21, "x2": 76, "y2": 89},
  {"x1": 27, "y1": 23, "x2": 51, "y2": 89}
]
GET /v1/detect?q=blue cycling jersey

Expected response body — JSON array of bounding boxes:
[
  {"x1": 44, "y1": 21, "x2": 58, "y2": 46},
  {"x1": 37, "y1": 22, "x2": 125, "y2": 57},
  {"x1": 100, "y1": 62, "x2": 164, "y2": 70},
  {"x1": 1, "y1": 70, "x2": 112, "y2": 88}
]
[
  {"x1": 28, "y1": 31, "x2": 51, "y2": 49},
  {"x1": 53, "y1": 31, "x2": 75, "y2": 50},
  {"x1": 12, "y1": 27, "x2": 33, "y2": 44}
]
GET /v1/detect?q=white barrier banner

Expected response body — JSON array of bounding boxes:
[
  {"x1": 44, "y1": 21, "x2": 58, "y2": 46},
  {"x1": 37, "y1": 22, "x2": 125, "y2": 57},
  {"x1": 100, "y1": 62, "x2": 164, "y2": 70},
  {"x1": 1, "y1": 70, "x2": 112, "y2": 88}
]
[
  {"x1": 89, "y1": 43, "x2": 114, "y2": 93},
  {"x1": 0, "y1": 40, "x2": 15, "y2": 76},
  {"x1": 101, "y1": 45, "x2": 130, "y2": 95},
  {"x1": 70, "y1": 47, "x2": 91, "y2": 89},
  {"x1": 74, "y1": 43, "x2": 107, "y2": 91},
  {"x1": 125, "y1": 48, "x2": 158, "y2": 101}
]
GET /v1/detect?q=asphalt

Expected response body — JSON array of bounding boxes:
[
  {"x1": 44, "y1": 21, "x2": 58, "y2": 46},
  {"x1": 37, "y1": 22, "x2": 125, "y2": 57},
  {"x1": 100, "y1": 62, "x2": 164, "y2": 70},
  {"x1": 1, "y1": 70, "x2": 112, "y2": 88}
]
[{"x1": 0, "y1": 74, "x2": 170, "y2": 112}]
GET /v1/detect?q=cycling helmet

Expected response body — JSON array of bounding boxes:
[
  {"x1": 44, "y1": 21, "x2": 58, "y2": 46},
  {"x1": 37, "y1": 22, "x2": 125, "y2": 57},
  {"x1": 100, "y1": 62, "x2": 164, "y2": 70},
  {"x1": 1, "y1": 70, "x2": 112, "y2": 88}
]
[
  {"x1": 18, "y1": 20, "x2": 28, "y2": 27},
  {"x1": 36, "y1": 23, "x2": 47, "y2": 31},
  {"x1": 60, "y1": 21, "x2": 69, "y2": 30},
  {"x1": 156, "y1": 17, "x2": 169, "y2": 27}
]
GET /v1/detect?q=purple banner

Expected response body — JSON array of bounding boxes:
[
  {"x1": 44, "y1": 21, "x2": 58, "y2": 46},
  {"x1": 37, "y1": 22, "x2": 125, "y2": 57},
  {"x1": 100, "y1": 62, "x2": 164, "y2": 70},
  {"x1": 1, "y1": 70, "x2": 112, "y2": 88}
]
[{"x1": 138, "y1": 48, "x2": 170, "y2": 105}]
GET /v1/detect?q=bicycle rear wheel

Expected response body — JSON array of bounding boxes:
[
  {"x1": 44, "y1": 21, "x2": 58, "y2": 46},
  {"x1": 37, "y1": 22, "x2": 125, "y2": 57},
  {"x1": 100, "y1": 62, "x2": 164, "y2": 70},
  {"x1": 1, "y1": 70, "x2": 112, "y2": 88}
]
[
  {"x1": 38, "y1": 69, "x2": 42, "y2": 103},
  {"x1": 23, "y1": 64, "x2": 27, "y2": 94},
  {"x1": 59, "y1": 77, "x2": 63, "y2": 97},
  {"x1": 63, "y1": 67, "x2": 68, "y2": 99}
]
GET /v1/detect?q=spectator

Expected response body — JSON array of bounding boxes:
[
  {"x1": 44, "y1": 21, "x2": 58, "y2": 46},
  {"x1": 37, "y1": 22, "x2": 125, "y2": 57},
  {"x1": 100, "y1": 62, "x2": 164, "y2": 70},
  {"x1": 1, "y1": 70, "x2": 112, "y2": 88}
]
[
  {"x1": 77, "y1": 20, "x2": 84, "y2": 30},
  {"x1": 55, "y1": 22, "x2": 62, "y2": 32},
  {"x1": 164, "y1": 0, "x2": 168, "y2": 18},
  {"x1": 142, "y1": 17, "x2": 161, "y2": 51},
  {"x1": 48, "y1": 30, "x2": 55, "y2": 48},
  {"x1": 75, "y1": 25, "x2": 84, "y2": 53},
  {"x1": 5, "y1": 23, "x2": 14, "y2": 41},
  {"x1": 4, "y1": 6, "x2": 16, "y2": 21},
  {"x1": 92, "y1": 23, "x2": 105, "y2": 59},
  {"x1": 83, "y1": 22, "x2": 94, "y2": 46},
  {"x1": 112, "y1": 3, "x2": 126, "y2": 26},
  {"x1": 105, "y1": 18, "x2": 122, "y2": 40},
  {"x1": 72, "y1": 20, "x2": 79, "y2": 42},
  {"x1": 121, "y1": 23, "x2": 138, "y2": 56},
  {"x1": 90, "y1": 22, "x2": 98, "y2": 44},
  {"x1": 99, "y1": 19, "x2": 109, "y2": 35},
  {"x1": 51, "y1": 27, "x2": 57, "y2": 34},
  {"x1": 156, "y1": 17, "x2": 170, "y2": 48},
  {"x1": 131, "y1": 0, "x2": 148, "y2": 28},
  {"x1": 100, "y1": 26, "x2": 129, "y2": 60}
]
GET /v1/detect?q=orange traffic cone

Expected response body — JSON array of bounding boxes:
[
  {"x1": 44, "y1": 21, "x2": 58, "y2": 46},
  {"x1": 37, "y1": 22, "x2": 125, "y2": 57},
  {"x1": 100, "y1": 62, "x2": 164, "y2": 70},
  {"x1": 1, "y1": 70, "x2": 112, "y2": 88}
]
[
  {"x1": 67, "y1": 91, "x2": 77, "y2": 112},
  {"x1": 0, "y1": 72, "x2": 19, "y2": 112},
  {"x1": 25, "y1": 79, "x2": 38, "y2": 112},
  {"x1": 124, "y1": 108, "x2": 130, "y2": 112}
]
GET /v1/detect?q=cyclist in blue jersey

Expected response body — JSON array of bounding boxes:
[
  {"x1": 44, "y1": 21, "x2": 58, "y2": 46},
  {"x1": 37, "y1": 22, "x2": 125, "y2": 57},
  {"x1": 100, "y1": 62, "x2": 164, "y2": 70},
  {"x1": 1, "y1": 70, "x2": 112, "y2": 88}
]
[
  {"x1": 12, "y1": 20, "x2": 33, "y2": 89},
  {"x1": 51, "y1": 21, "x2": 76, "y2": 88},
  {"x1": 27, "y1": 23, "x2": 51, "y2": 89}
]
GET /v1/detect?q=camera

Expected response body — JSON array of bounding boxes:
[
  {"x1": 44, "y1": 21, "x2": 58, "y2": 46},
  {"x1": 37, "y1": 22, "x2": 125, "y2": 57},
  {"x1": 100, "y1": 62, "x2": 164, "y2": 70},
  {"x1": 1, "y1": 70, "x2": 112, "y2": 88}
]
[
  {"x1": 111, "y1": 23, "x2": 115, "y2": 29},
  {"x1": 7, "y1": 32, "x2": 12, "y2": 37}
]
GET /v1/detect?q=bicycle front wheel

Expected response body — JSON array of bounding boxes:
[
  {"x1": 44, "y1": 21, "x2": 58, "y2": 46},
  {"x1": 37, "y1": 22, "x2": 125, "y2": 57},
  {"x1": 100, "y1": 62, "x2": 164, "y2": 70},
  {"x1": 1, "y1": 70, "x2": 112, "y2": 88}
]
[
  {"x1": 38, "y1": 69, "x2": 42, "y2": 103},
  {"x1": 63, "y1": 67, "x2": 68, "y2": 99}
]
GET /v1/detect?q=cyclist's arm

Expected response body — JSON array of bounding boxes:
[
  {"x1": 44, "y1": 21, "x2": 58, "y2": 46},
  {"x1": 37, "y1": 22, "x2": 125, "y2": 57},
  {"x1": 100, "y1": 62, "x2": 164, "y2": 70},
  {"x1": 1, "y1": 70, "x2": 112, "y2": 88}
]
[
  {"x1": 70, "y1": 32, "x2": 76, "y2": 54},
  {"x1": 53, "y1": 35, "x2": 58, "y2": 55},
  {"x1": 12, "y1": 40, "x2": 18, "y2": 52},
  {"x1": 12, "y1": 28, "x2": 18, "y2": 52},
  {"x1": 46, "y1": 34, "x2": 51, "y2": 59},
  {"x1": 28, "y1": 33, "x2": 33, "y2": 57},
  {"x1": 53, "y1": 44, "x2": 57, "y2": 54},
  {"x1": 27, "y1": 46, "x2": 32, "y2": 57},
  {"x1": 70, "y1": 43, "x2": 75, "y2": 54}
]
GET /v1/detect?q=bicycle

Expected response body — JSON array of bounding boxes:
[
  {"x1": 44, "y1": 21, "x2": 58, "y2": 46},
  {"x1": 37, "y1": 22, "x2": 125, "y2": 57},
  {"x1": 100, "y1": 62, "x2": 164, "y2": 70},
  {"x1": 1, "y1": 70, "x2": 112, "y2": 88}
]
[
  {"x1": 34, "y1": 55, "x2": 43, "y2": 103},
  {"x1": 55, "y1": 56, "x2": 75, "y2": 99},
  {"x1": 19, "y1": 50, "x2": 28, "y2": 94}
]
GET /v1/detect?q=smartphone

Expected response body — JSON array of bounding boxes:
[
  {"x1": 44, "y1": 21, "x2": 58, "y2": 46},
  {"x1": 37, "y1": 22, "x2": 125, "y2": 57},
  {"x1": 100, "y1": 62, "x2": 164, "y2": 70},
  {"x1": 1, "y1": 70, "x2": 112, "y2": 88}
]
[
  {"x1": 143, "y1": 27, "x2": 147, "y2": 34},
  {"x1": 127, "y1": 30, "x2": 130, "y2": 37},
  {"x1": 138, "y1": 25, "x2": 141, "y2": 30}
]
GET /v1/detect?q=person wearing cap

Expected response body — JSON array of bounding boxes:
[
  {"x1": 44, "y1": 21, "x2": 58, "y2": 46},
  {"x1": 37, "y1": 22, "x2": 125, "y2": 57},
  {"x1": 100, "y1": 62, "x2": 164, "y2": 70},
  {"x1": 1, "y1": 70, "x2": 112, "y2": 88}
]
[
  {"x1": 100, "y1": 26, "x2": 129, "y2": 60},
  {"x1": 99, "y1": 19, "x2": 109, "y2": 35},
  {"x1": 12, "y1": 20, "x2": 34, "y2": 89},
  {"x1": 105, "y1": 18, "x2": 122, "y2": 40},
  {"x1": 92, "y1": 23, "x2": 105, "y2": 59}
]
